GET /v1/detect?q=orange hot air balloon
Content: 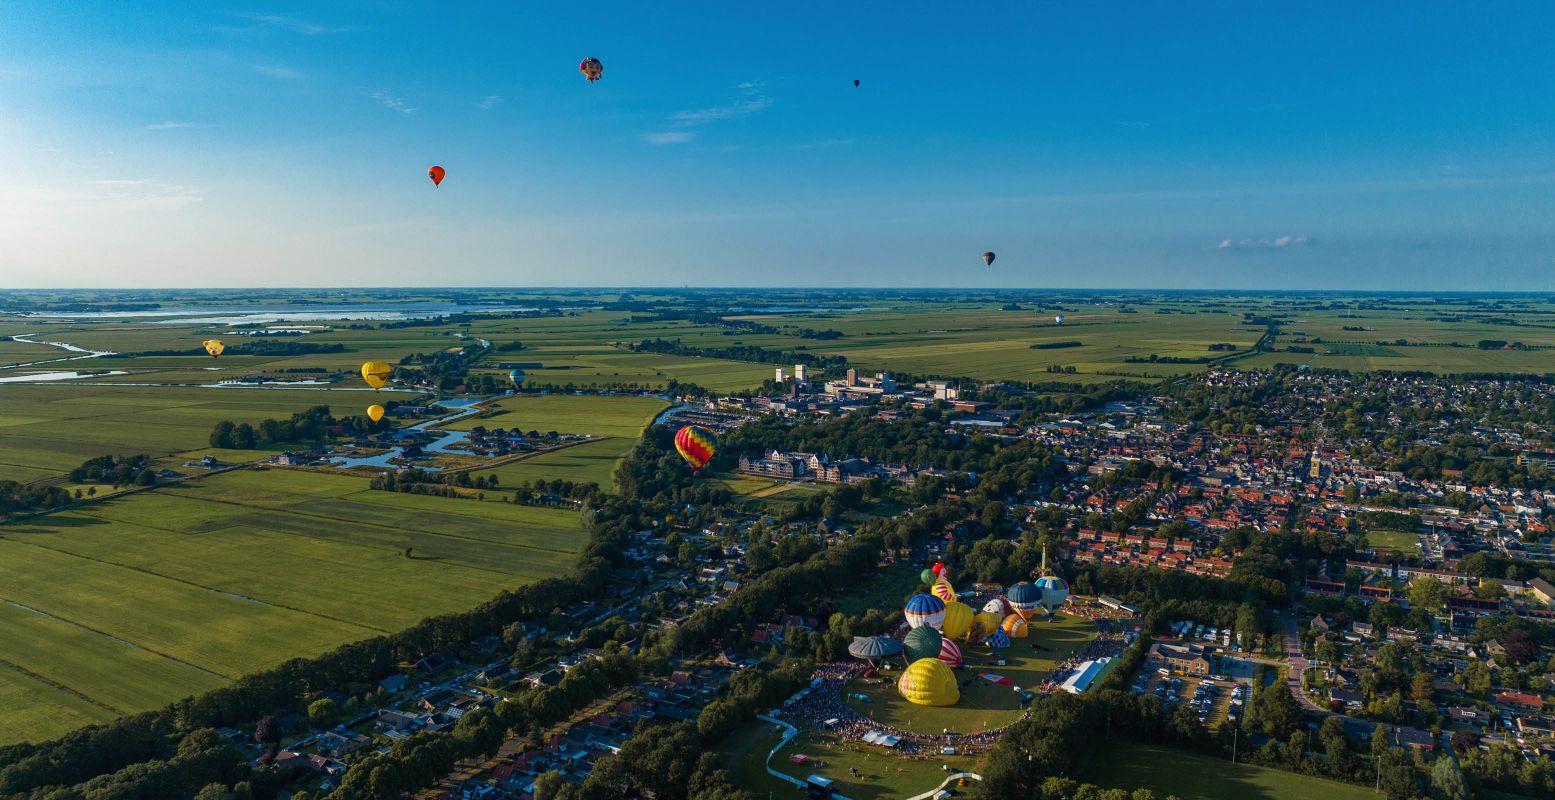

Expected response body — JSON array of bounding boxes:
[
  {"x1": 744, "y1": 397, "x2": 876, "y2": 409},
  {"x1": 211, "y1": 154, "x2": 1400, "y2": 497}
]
[
  {"x1": 579, "y1": 57, "x2": 603, "y2": 83},
  {"x1": 202, "y1": 339, "x2": 225, "y2": 358},
  {"x1": 427, "y1": 166, "x2": 445, "y2": 187}
]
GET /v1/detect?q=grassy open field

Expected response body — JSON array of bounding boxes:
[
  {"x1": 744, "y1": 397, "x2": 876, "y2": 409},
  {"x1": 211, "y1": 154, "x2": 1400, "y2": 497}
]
[
  {"x1": 0, "y1": 383, "x2": 420, "y2": 479},
  {"x1": 0, "y1": 468, "x2": 585, "y2": 744},
  {"x1": 843, "y1": 613, "x2": 1097, "y2": 734},
  {"x1": 1364, "y1": 529, "x2": 1421, "y2": 555},
  {"x1": 1076, "y1": 740, "x2": 1386, "y2": 800},
  {"x1": 723, "y1": 721, "x2": 978, "y2": 800},
  {"x1": 461, "y1": 394, "x2": 667, "y2": 491}
]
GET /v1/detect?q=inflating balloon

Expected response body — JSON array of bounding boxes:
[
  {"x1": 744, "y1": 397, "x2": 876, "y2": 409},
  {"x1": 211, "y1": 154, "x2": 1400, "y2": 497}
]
[
  {"x1": 202, "y1": 339, "x2": 224, "y2": 358},
  {"x1": 579, "y1": 57, "x2": 603, "y2": 82},
  {"x1": 930, "y1": 579, "x2": 957, "y2": 604},
  {"x1": 982, "y1": 251, "x2": 996, "y2": 267},
  {"x1": 360, "y1": 361, "x2": 392, "y2": 390},
  {"x1": 937, "y1": 637, "x2": 963, "y2": 668},
  {"x1": 427, "y1": 166, "x2": 445, "y2": 187},
  {"x1": 940, "y1": 600, "x2": 973, "y2": 640},
  {"x1": 898, "y1": 658, "x2": 959, "y2": 706},
  {"x1": 673, "y1": 425, "x2": 717, "y2": 474},
  {"x1": 904, "y1": 594, "x2": 946, "y2": 630},
  {"x1": 367, "y1": 404, "x2": 385, "y2": 423},
  {"x1": 919, "y1": 568, "x2": 937, "y2": 586},
  {"x1": 903, "y1": 626, "x2": 942, "y2": 662}
]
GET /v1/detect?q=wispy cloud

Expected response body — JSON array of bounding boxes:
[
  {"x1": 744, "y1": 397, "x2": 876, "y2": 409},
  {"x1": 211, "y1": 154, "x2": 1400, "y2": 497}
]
[
  {"x1": 794, "y1": 138, "x2": 854, "y2": 150},
  {"x1": 643, "y1": 131, "x2": 693, "y2": 145},
  {"x1": 81, "y1": 179, "x2": 203, "y2": 210},
  {"x1": 1217, "y1": 234, "x2": 1313, "y2": 250},
  {"x1": 668, "y1": 82, "x2": 771, "y2": 127},
  {"x1": 232, "y1": 13, "x2": 350, "y2": 35},
  {"x1": 146, "y1": 121, "x2": 216, "y2": 131},
  {"x1": 476, "y1": 95, "x2": 503, "y2": 110},
  {"x1": 253, "y1": 64, "x2": 306, "y2": 80},
  {"x1": 372, "y1": 90, "x2": 415, "y2": 114}
]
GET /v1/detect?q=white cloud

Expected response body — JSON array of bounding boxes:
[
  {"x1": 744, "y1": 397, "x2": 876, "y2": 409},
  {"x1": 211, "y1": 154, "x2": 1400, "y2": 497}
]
[
  {"x1": 372, "y1": 90, "x2": 415, "y2": 114},
  {"x1": 1217, "y1": 234, "x2": 1313, "y2": 250},
  {"x1": 253, "y1": 64, "x2": 306, "y2": 80},
  {"x1": 71, "y1": 179, "x2": 203, "y2": 210},
  {"x1": 146, "y1": 121, "x2": 215, "y2": 131},
  {"x1": 477, "y1": 95, "x2": 503, "y2": 110},
  {"x1": 234, "y1": 13, "x2": 350, "y2": 35},
  {"x1": 643, "y1": 131, "x2": 693, "y2": 145},
  {"x1": 669, "y1": 82, "x2": 771, "y2": 127}
]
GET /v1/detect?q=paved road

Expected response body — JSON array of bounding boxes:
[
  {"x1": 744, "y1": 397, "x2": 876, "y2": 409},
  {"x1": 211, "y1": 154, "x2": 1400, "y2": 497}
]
[{"x1": 1282, "y1": 614, "x2": 1330, "y2": 713}]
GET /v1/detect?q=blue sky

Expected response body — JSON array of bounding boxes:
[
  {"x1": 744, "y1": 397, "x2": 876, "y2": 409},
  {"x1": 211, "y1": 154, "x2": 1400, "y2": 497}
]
[{"x1": 2, "y1": 1, "x2": 1554, "y2": 289}]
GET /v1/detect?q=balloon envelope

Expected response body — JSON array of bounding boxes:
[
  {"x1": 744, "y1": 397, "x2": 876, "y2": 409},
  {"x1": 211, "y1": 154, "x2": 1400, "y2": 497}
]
[
  {"x1": 427, "y1": 166, "x2": 445, "y2": 187},
  {"x1": 508, "y1": 369, "x2": 525, "y2": 386},
  {"x1": 902, "y1": 626, "x2": 943, "y2": 662},
  {"x1": 360, "y1": 361, "x2": 392, "y2": 390},
  {"x1": 972, "y1": 611, "x2": 1003, "y2": 638},
  {"x1": 847, "y1": 635, "x2": 902, "y2": 661},
  {"x1": 939, "y1": 600, "x2": 973, "y2": 639},
  {"x1": 1008, "y1": 581, "x2": 1044, "y2": 619},
  {"x1": 673, "y1": 425, "x2": 717, "y2": 473},
  {"x1": 853, "y1": 79, "x2": 860, "y2": 87},
  {"x1": 903, "y1": 593, "x2": 947, "y2": 630},
  {"x1": 986, "y1": 629, "x2": 1011, "y2": 650},
  {"x1": 982, "y1": 251, "x2": 996, "y2": 266},
  {"x1": 920, "y1": 568, "x2": 938, "y2": 586},
  {"x1": 367, "y1": 404, "x2": 385, "y2": 423},
  {"x1": 1035, "y1": 576, "x2": 1070, "y2": 611},
  {"x1": 202, "y1": 339, "x2": 224, "y2": 358},
  {"x1": 930, "y1": 579, "x2": 957, "y2": 604},
  {"x1": 1002, "y1": 614, "x2": 1029, "y2": 639},
  {"x1": 579, "y1": 57, "x2": 603, "y2": 82},
  {"x1": 898, "y1": 658, "x2": 959, "y2": 706},
  {"x1": 937, "y1": 637, "x2": 964, "y2": 667}
]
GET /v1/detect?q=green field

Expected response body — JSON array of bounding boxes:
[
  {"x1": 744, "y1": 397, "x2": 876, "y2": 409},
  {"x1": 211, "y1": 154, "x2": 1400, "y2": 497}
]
[
  {"x1": 1365, "y1": 529, "x2": 1421, "y2": 555},
  {"x1": 723, "y1": 722, "x2": 978, "y2": 800},
  {"x1": 0, "y1": 468, "x2": 585, "y2": 744},
  {"x1": 462, "y1": 394, "x2": 667, "y2": 491},
  {"x1": 1077, "y1": 740, "x2": 1385, "y2": 800},
  {"x1": 844, "y1": 613, "x2": 1097, "y2": 734}
]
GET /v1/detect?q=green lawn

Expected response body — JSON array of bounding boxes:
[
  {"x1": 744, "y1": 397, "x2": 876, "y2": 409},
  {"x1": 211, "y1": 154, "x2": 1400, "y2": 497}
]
[
  {"x1": 0, "y1": 468, "x2": 586, "y2": 745},
  {"x1": 1077, "y1": 740, "x2": 1384, "y2": 800},
  {"x1": 1364, "y1": 529, "x2": 1420, "y2": 555},
  {"x1": 461, "y1": 395, "x2": 667, "y2": 491},
  {"x1": 723, "y1": 722, "x2": 978, "y2": 800},
  {"x1": 844, "y1": 613, "x2": 1097, "y2": 735}
]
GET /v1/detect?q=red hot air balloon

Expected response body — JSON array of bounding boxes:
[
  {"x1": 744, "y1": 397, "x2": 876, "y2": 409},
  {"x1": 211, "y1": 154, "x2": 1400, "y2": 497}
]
[
  {"x1": 674, "y1": 425, "x2": 717, "y2": 474},
  {"x1": 428, "y1": 166, "x2": 445, "y2": 187},
  {"x1": 579, "y1": 57, "x2": 603, "y2": 83},
  {"x1": 982, "y1": 251, "x2": 996, "y2": 267}
]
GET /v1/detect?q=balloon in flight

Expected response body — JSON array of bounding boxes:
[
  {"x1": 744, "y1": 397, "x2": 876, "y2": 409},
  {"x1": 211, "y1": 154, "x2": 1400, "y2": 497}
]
[
  {"x1": 579, "y1": 57, "x2": 603, "y2": 82},
  {"x1": 202, "y1": 339, "x2": 224, "y2": 358},
  {"x1": 360, "y1": 361, "x2": 393, "y2": 390},
  {"x1": 1055, "y1": 315, "x2": 1066, "y2": 325},
  {"x1": 982, "y1": 251, "x2": 996, "y2": 267},
  {"x1": 366, "y1": 404, "x2": 386, "y2": 423},
  {"x1": 673, "y1": 425, "x2": 717, "y2": 473},
  {"x1": 427, "y1": 166, "x2": 445, "y2": 187},
  {"x1": 853, "y1": 79, "x2": 860, "y2": 88},
  {"x1": 509, "y1": 369, "x2": 525, "y2": 387}
]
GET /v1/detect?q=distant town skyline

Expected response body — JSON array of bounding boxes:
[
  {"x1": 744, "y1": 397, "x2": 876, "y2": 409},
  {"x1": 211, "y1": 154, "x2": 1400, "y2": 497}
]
[{"x1": 3, "y1": 2, "x2": 1554, "y2": 290}]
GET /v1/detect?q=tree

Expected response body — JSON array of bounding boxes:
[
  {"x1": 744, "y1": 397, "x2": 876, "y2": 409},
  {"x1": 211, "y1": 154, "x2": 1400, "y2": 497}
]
[
  {"x1": 307, "y1": 698, "x2": 338, "y2": 729},
  {"x1": 1380, "y1": 762, "x2": 1418, "y2": 800},
  {"x1": 1430, "y1": 754, "x2": 1469, "y2": 800},
  {"x1": 254, "y1": 714, "x2": 281, "y2": 744},
  {"x1": 1407, "y1": 577, "x2": 1448, "y2": 612},
  {"x1": 194, "y1": 785, "x2": 235, "y2": 800},
  {"x1": 1371, "y1": 723, "x2": 1392, "y2": 757}
]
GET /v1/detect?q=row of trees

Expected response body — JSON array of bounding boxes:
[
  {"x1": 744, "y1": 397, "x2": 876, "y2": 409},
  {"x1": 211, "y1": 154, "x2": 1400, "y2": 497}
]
[{"x1": 209, "y1": 406, "x2": 352, "y2": 449}]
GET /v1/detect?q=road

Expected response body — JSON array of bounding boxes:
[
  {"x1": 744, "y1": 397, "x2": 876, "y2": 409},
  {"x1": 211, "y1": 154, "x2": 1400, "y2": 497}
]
[{"x1": 1281, "y1": 614, "x2": 1331, "y2": 714}]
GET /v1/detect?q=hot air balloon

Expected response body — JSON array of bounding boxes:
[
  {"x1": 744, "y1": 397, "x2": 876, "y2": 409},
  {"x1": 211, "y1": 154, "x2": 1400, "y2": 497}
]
[
  {"x1": 903, "y1": 594, "x2": 946, "y2": 630},
  {"x1": 673, "y1": 425, "x2": 717, "y2": 474},
  {"x1": 903, "y1": 626, "x2": 943, "y2": 663},
  {"x1": 1002, "y1": 614, "x2": 1029, "y2": 639},
  {"x1": 930, "y1": 579, "x2": 957, "y2": 604},
  {"x1": 919, "y1": 568, "x2": 938, "y2": 586},
  {"x1": 931, "y1": 562, "x2": 946, "y2": 578},
  {"x1": 986, "y1": 628, "x2": 1012, "y2": 651},
  {"x1": 853, "y1": 79, "x2": 860, "y2": 88},
  {"x1": 940, "y1": 600, "x2": 973, "y2": 640},
  {"x1": 982, "y1": 597, "x2": 1013, "y2": 617},
  {"x1": 427, "y1": 166, "x2": 445, "y2": 187},
  {"x1": 366, "y1": 404, "x2": 385, "y2": 423},
  {"x1": 202, "y1": 339, "x2": 224, "y2": 358},
  {"x1": 937, "y1": 637, "x2": 963, "y2": 668},
  {"x1": 982, "y1": 251, "x2": 996, "y2": 267},
  {"x1": 847, "y1": 635, "x2": 902, "y2": 664},
  {"x1": 1055, "y1": 314, "x2": 1066, "y2": 325},
  {"x1": 1035, "y1": 575, "x2": 1070, "y2": 615},
  {"x1": 361, "y1": 361, "x2": 392, "y2": 391},
  {"x1": 1007, "y1": 581, "x2": 1044, "y2": 620},
  {"x1": 972, "y1": 611, "x2": 1003, "y2": 639},
  {"x1": 508, "y1": 368, "x2": 525, "y2": 387},
  {"x1": 898, "y1": 658, "x2": 958, "y2": 706},
  {"x1": 579, "y1": 57, "x2": 603, "y2": 82}
]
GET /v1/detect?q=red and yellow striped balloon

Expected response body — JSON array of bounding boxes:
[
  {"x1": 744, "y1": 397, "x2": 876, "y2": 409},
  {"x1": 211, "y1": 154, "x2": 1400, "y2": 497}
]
[{"x1": 673, "y1": 425, "x2": 717, "y2": 474}]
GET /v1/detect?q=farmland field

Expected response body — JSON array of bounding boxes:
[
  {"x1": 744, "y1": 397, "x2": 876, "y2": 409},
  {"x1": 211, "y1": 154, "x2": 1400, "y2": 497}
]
[
  {"x1": 0, "y1": 468, "x2": 585, "y2": 744},
  {"x1": 1077, "y1": 740, "x2": 1383, "y2": 800},
  {"x1": 462, "y1": 394, "x2": 667, "y2": 490}
]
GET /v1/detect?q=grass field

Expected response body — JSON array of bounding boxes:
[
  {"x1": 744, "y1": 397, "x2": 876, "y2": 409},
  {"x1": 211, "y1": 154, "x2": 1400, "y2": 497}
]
[
  {"x1": 843, "y1": 613, "x2": 1097, "y2": 734},
  {"x1": 462, "y1": 395, "x2": 666, "y2": 491},
  {"x1": 723, "y1": 721, "x2": 978, "y2": 800},
  {"x1": 1076, "y1": 740, "x2": 1385, "y2": 800},
  {"x1": 1365, "y1": 529, "x2": 1421, "y2": 555},
  {"x1": 0, "y1": 468, "x2": 585, "y2": 744}
]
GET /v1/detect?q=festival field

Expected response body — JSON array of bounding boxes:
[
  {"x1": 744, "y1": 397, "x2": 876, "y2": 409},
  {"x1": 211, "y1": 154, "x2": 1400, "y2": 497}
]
[
  {"x1": 843, "y1": 613, "x2": 1097, "y2": 735},
  {"x1": 1077, "y1": 740, "x2": 1386, "y2": 800},
  {"x1": 722, "y1": 722, "x2": 978, "y2": 800},
  {"x1": 0, "y1": 468, "x2": 586, "y2": 745}
]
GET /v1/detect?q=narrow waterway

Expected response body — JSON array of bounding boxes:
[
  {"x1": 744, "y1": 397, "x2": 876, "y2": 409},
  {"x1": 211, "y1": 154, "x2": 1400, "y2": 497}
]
[
  {"x1": 1, "y1": 333, "x2": 118, "y2": 371},
  {"x1": 329, "y1": 397, "x2": 487, "y2": 471}
]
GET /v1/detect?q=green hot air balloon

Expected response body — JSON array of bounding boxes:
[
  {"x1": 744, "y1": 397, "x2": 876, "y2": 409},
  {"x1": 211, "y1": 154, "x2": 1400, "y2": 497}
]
[{"x1": 903, "y1": 626, "x2": 943, "y2": 663}]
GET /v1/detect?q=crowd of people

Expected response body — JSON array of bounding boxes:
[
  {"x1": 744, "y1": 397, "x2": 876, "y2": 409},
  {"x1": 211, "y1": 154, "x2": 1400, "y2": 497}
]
[
  {"x1": 1037, "y1": 614, "x2": 1132, "y2": 694},
  {"x1": 785, "y1": 660, "x2": 1011, "y2": 754}
]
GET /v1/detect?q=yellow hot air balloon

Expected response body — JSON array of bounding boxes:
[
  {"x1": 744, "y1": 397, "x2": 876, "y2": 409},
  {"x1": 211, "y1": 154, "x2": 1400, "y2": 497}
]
[
  {"x1": 972, "y1": 611, "x2": 1003, "y2": 639},
  {"x1": 940, "y1": 600, "x2": 973, "y2": 640},
  {"x1": 202, "y1": 339, "x2": 224, "y2": 358},
  {"x1": 367, "y1": 404, "x2": 385, "y2": 423},
  {"x1": 897, "y1": 658, "x2": 959, "y2": 706},
  {"x1": 361, "y1": 361, "x2": 392, "y2": 390},
  {"x1": 1002, "y1": 614, "x2": 1029, "y2": 639},
  {"x1": 930, "y1": 579, "x2": 957, "y2": 604}
]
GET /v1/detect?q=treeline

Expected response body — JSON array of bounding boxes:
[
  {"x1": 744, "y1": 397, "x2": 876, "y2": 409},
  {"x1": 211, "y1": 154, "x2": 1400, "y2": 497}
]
[
  {"x1": 209, "y1": 406, "x2": 355, "y2": 449},
  {"x1": 630, "y1": 338, "x2": 849, "y2": 371},
  {"x1": 0, "y1": 481, "x2": 73, "y2": 515},
  {"x1": 104, "y1": 342, "x2": 345, "y2": 358},
  {"x1": 368, "y1": 469, "x2": 501, "y2": 498},
  {"x1": 1029, "y1": 341, "x2": 1082, "y2": 349},
  {"x1": 68, "y1": 454, "x2": 158, "y2": 487}
]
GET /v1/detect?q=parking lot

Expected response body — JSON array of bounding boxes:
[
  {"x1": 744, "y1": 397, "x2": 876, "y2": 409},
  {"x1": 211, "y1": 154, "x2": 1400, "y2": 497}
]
[{"x1": 1131, "y1": 672, "x2": 1249, "y2": 729}]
